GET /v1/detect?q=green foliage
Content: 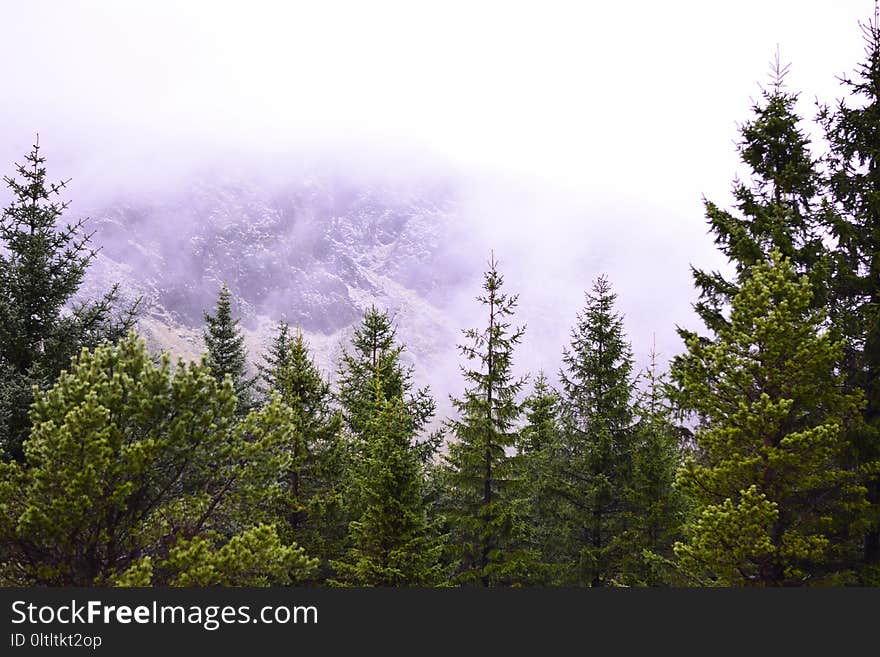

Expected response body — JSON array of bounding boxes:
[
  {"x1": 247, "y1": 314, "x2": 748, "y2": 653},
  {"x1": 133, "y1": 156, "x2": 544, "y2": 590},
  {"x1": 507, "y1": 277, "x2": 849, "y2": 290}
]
[
  {"x1": 551, "y1": 276, "x2": 639, "y2": 586},
  {"x1": 258, "y1": 321, "x2": 345, "y2": 579},
  {"x1": 819, "y1": 12, "x2": 880, "y2": 577},
  {"x1": 331, "y1": 394, "x2": 446, "y2": 586},
  {"x1": 336, "y1": 305, "x2": 435, "y2": 438},
  {"x1": 203, "y1": 282, "x2": 256, "y2": 416},
  {"x1": 515, "y1": 374, "x2": 568, "y2": 584},
  {"x1": 688, "y1": 54, "x2": 827, "y2": 336},
  {"x1": 0, "y1": 138, "x2": 137, "y2": 461},
  {"x1": 672, "y1": 251, "x2": 868, "y2": 585},
  {"x1": 0, "y1": 334, "x2": 315, "y2": 586},
  {"x1": 444, "y1": 254, "x2": 534, "y2": 586},
  {"x1": 629, "y1": 350, "x2": 687, "y2": 585}
]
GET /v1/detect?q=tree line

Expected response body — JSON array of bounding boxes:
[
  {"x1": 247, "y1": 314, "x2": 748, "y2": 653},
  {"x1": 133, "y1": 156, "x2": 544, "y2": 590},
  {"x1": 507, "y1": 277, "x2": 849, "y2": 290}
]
[{"x1": 2, "y1": 15, "x2": 880, "y2": 586}]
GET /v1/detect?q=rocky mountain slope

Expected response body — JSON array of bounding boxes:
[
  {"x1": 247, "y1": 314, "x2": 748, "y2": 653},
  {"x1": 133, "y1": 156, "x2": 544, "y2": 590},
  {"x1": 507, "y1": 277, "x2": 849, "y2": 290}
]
[{"x1": 76, "y1": 172, "x2": 470, "y2": 409}]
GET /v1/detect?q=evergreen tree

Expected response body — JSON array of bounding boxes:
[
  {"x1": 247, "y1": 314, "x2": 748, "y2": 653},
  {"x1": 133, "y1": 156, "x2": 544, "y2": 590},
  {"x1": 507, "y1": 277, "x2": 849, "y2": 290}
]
[
  {"x1": 203, "y1": 282, "x2": 255, "y2": 416},
  {"x1": 818, "y1": 9, "x2": 880, "y2": 579},
  {"x1": 331, "y1": 391, "x2": 445, "y2": 586},
  {"x1": 553, "y1": 275, "x2": 638, "y2": 586},
  {"x1": 444, "y1": 254, "x2": 533, "y2": 586},
  {"x1": 258, "y1": 321, "x2": 344, "y2": 579},
  {"x1": 0, "y1": 138, "x2": 137, "y2": 461},
  {"x1": 672, "y1": 251, "x2": 867, "y2": 585},
  {"x1": 516, "y1": 373, "x2": 567, "y2": 584},
  {"x1": 0, "y1": 333, "x2": 316, "y2": 586},
  {"x1": 336, "y1": 305, "x2": 434, "y2": 439},
  {"x1": 688, "y1": 54, "x2": 826, "y2": 336},
  {"x1": 630, "y1": 347, "x2": 686, "y2": 585}
]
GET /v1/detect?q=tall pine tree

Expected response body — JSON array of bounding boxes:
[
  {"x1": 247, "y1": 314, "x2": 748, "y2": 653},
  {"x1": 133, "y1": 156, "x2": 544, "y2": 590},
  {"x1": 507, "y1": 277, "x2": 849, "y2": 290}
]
[
  {"x1": 331, "y1": 388, "x2": 445, "y2": 586},
  {"x1": 630, "y1": 347, "x2": 686, "y2": 585},
  {"x1": 258, "y1": 321, "x2": 344, "y2": 579},
  {"x1": 672, "y1": 251, "x2": 867, "y2": 585},
  {"x1": 516, "y1": 373, "x2": 566, "y2": 584},
  {"x1": 553, "y1": 275, "x2": 638, "y2": 586},
  {"x1": 203, "y1": 282, "x2": 255, "y2": 416},
  {"x1": 688, "y1": 53, "x2": 826, "y2": 336},
  {"x1": 336, "y1": 306, "x2": 435, "y2": 440},
  {"x1": 0, "y1": 138, "x2": 137, "y2": 461},
  {"x1": 444, "y1": 254, "x2": 533, "y2": 586}
]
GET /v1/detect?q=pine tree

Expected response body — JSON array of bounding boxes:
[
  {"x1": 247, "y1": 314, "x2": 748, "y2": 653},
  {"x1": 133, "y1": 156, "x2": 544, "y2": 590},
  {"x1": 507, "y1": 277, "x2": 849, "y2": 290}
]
[
  {"x1": 818, "y1": 8, "x2": 880, "y2": 580},
  {"x1": 0, "y1": 137, "x2": 137, "y2": 461},
  {"x1": 0, "y1": 333, "x2": 316, "y2": 586},
  {"x1": 258, "y1": 321, "x2": 344, "y2": 579},
  {"x1": 444, "y1": 254, "x2": 533, "y2": 586},
  {"x1": 630, "y1": 347, "x2": 686, "y2": 585},
  {"x1": 688, "y1": 53, "x2": 826, "y2": 336},
  {"x1": 331, "y1": 391, "x2": 445, "y2": 586},
  {"x1": 516, "y1": 373, "x2": 566, "y2": 584},
  {"x1": 336, "y1": 305, "x2": 435, "y2": 439},
  {"x1": 552, "y1": 275, "x2": 638, "y2": 586},
  {"x1": 203, "y1": 282, "x2": 255, "y2": 416},
  {"x1": 672, "y1": 251, "x2": 867, "y2": 585},
  {"x1": 519, "y1": 373, "x2": 560, "y2": 455}
]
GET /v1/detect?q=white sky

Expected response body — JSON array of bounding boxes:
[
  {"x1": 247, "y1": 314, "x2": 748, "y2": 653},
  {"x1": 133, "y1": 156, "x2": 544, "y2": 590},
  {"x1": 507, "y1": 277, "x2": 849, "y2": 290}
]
[
  {"x1": 1, "y1": 0, "x2": 875, "y2": 374},
  {"x1": 1, "y1": 1, "x2": 870, "y2": 190}
]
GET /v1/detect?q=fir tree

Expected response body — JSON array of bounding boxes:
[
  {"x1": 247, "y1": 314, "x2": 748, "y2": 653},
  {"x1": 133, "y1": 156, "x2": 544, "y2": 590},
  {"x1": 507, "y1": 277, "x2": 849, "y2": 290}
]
[
  {"x1": 630, "y1": 347, "x2": 686, "y2": 585},
  {"x1": 0, "y1": 138, "x2": 137, "y2": 461},
  {"x1": 258, "y1": 321, "x2": 344, "y2": 579},
  {"x1": 818, "y1": 9, "x2": 880, "y2": 579},
  {"x1": 203, "y1": 282, "x2": 255, "y2": 416},
  {"x1": 516, "y1": 373, "x2": 566, "y2": 584},
  {"x1": 336, "y1": 305, "x2": 435, "y2": 439},
  {"x1": 688, "y1": 53, "x2": 826, "y2": 336},
  {"x1": 553, "y1": 275, "x2": 638, "y2": 586},
  {"x1": 331, "y1": 391, "x2": 445, "y2": 586},
  {"x1": 672, "y1": 251, "x2": 867, "y2": 585},
  {"x1": 0, "y1": 333, "x2": 316, "y2": 586},
  {"x1": 444, "y1": 254, "x2": 533, "y2": 586}
]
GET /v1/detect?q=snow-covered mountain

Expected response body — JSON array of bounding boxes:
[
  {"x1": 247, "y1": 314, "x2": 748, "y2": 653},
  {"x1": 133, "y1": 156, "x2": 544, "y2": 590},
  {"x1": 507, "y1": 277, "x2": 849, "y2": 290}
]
[{"x1": 76, "y1": 172, "x2": 472, "y2": 409}]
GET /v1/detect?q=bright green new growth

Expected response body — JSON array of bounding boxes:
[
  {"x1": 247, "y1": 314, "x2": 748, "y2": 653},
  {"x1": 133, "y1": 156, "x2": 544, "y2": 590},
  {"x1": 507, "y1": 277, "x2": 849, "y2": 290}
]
[
  {"x1": 0, "y1": 334, "x2": 316, "y2": 586},
  {"x1": 673, "y1": 251, "x2": 867, "y2": 585}
]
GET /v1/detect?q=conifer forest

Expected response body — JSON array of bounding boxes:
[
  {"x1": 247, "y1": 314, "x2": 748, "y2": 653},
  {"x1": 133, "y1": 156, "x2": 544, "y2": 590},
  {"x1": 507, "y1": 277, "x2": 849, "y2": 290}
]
[{"x1": 3, "y1": 11, "x2": 880, "y2": 588}]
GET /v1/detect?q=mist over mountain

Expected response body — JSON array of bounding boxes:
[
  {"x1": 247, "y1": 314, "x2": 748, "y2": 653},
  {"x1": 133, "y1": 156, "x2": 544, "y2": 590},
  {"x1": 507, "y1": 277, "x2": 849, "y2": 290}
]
[
  {"x1": 72, "y1": 167, "x2": 463, "y2": 408},
  {"x1": 63, "y1": 157, "x2": 713, "y2": 430}
]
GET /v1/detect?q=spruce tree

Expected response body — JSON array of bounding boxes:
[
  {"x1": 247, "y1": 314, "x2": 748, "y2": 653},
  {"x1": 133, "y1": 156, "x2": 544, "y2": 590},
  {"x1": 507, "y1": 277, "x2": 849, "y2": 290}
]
[
  {"x1": 444, "y1": 254, "x2": 532, "y2": 586},
  {"x1": 0, "y1": 333, "x2": 316, "y2": 586},
  {"x1": 630, "y1": 347, "x2": 686, "y2": 585},
  {"x1": 203, "y1": 282, "x2": 255, "y2": 416},
  {"x1": 336, "y1": 305, "x2": 434, "y2": 439},
  {"x1": 672, "y1": 251, "x2": 867, "y2": 585},
  {"x1": 516, "y1": 373, "x2": 566, "y2": 584},
  {"x1": 258, "y1": 321, "x2": 344, "y2": 579},
  {"x1": 0, "y1": 138, "x2": 137, "y2": 461},
  {"x1": 688, "y1": 54, "x2": 826, "y2": 336},
  {"x1": 331, "y1": 391, "x2": 445, "y2": 586},
  {"x1": 819, "y1": 9, "x2": 880, "y2": 579},
  {"x1": 553, "y1": 275, "x2": 638, "y2": 586}
]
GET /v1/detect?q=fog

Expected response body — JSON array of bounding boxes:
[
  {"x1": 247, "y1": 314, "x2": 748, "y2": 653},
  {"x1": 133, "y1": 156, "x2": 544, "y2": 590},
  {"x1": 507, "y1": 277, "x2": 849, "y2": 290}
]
[{"x1": 0, "y1": 1, "x2": 873, "y2": 405}]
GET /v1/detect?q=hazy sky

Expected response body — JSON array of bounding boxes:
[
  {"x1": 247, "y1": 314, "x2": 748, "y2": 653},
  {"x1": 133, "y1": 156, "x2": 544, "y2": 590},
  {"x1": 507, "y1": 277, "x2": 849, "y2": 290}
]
[{"x1": 1, "y1": 1, "x2": 875, "y2": 377}]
